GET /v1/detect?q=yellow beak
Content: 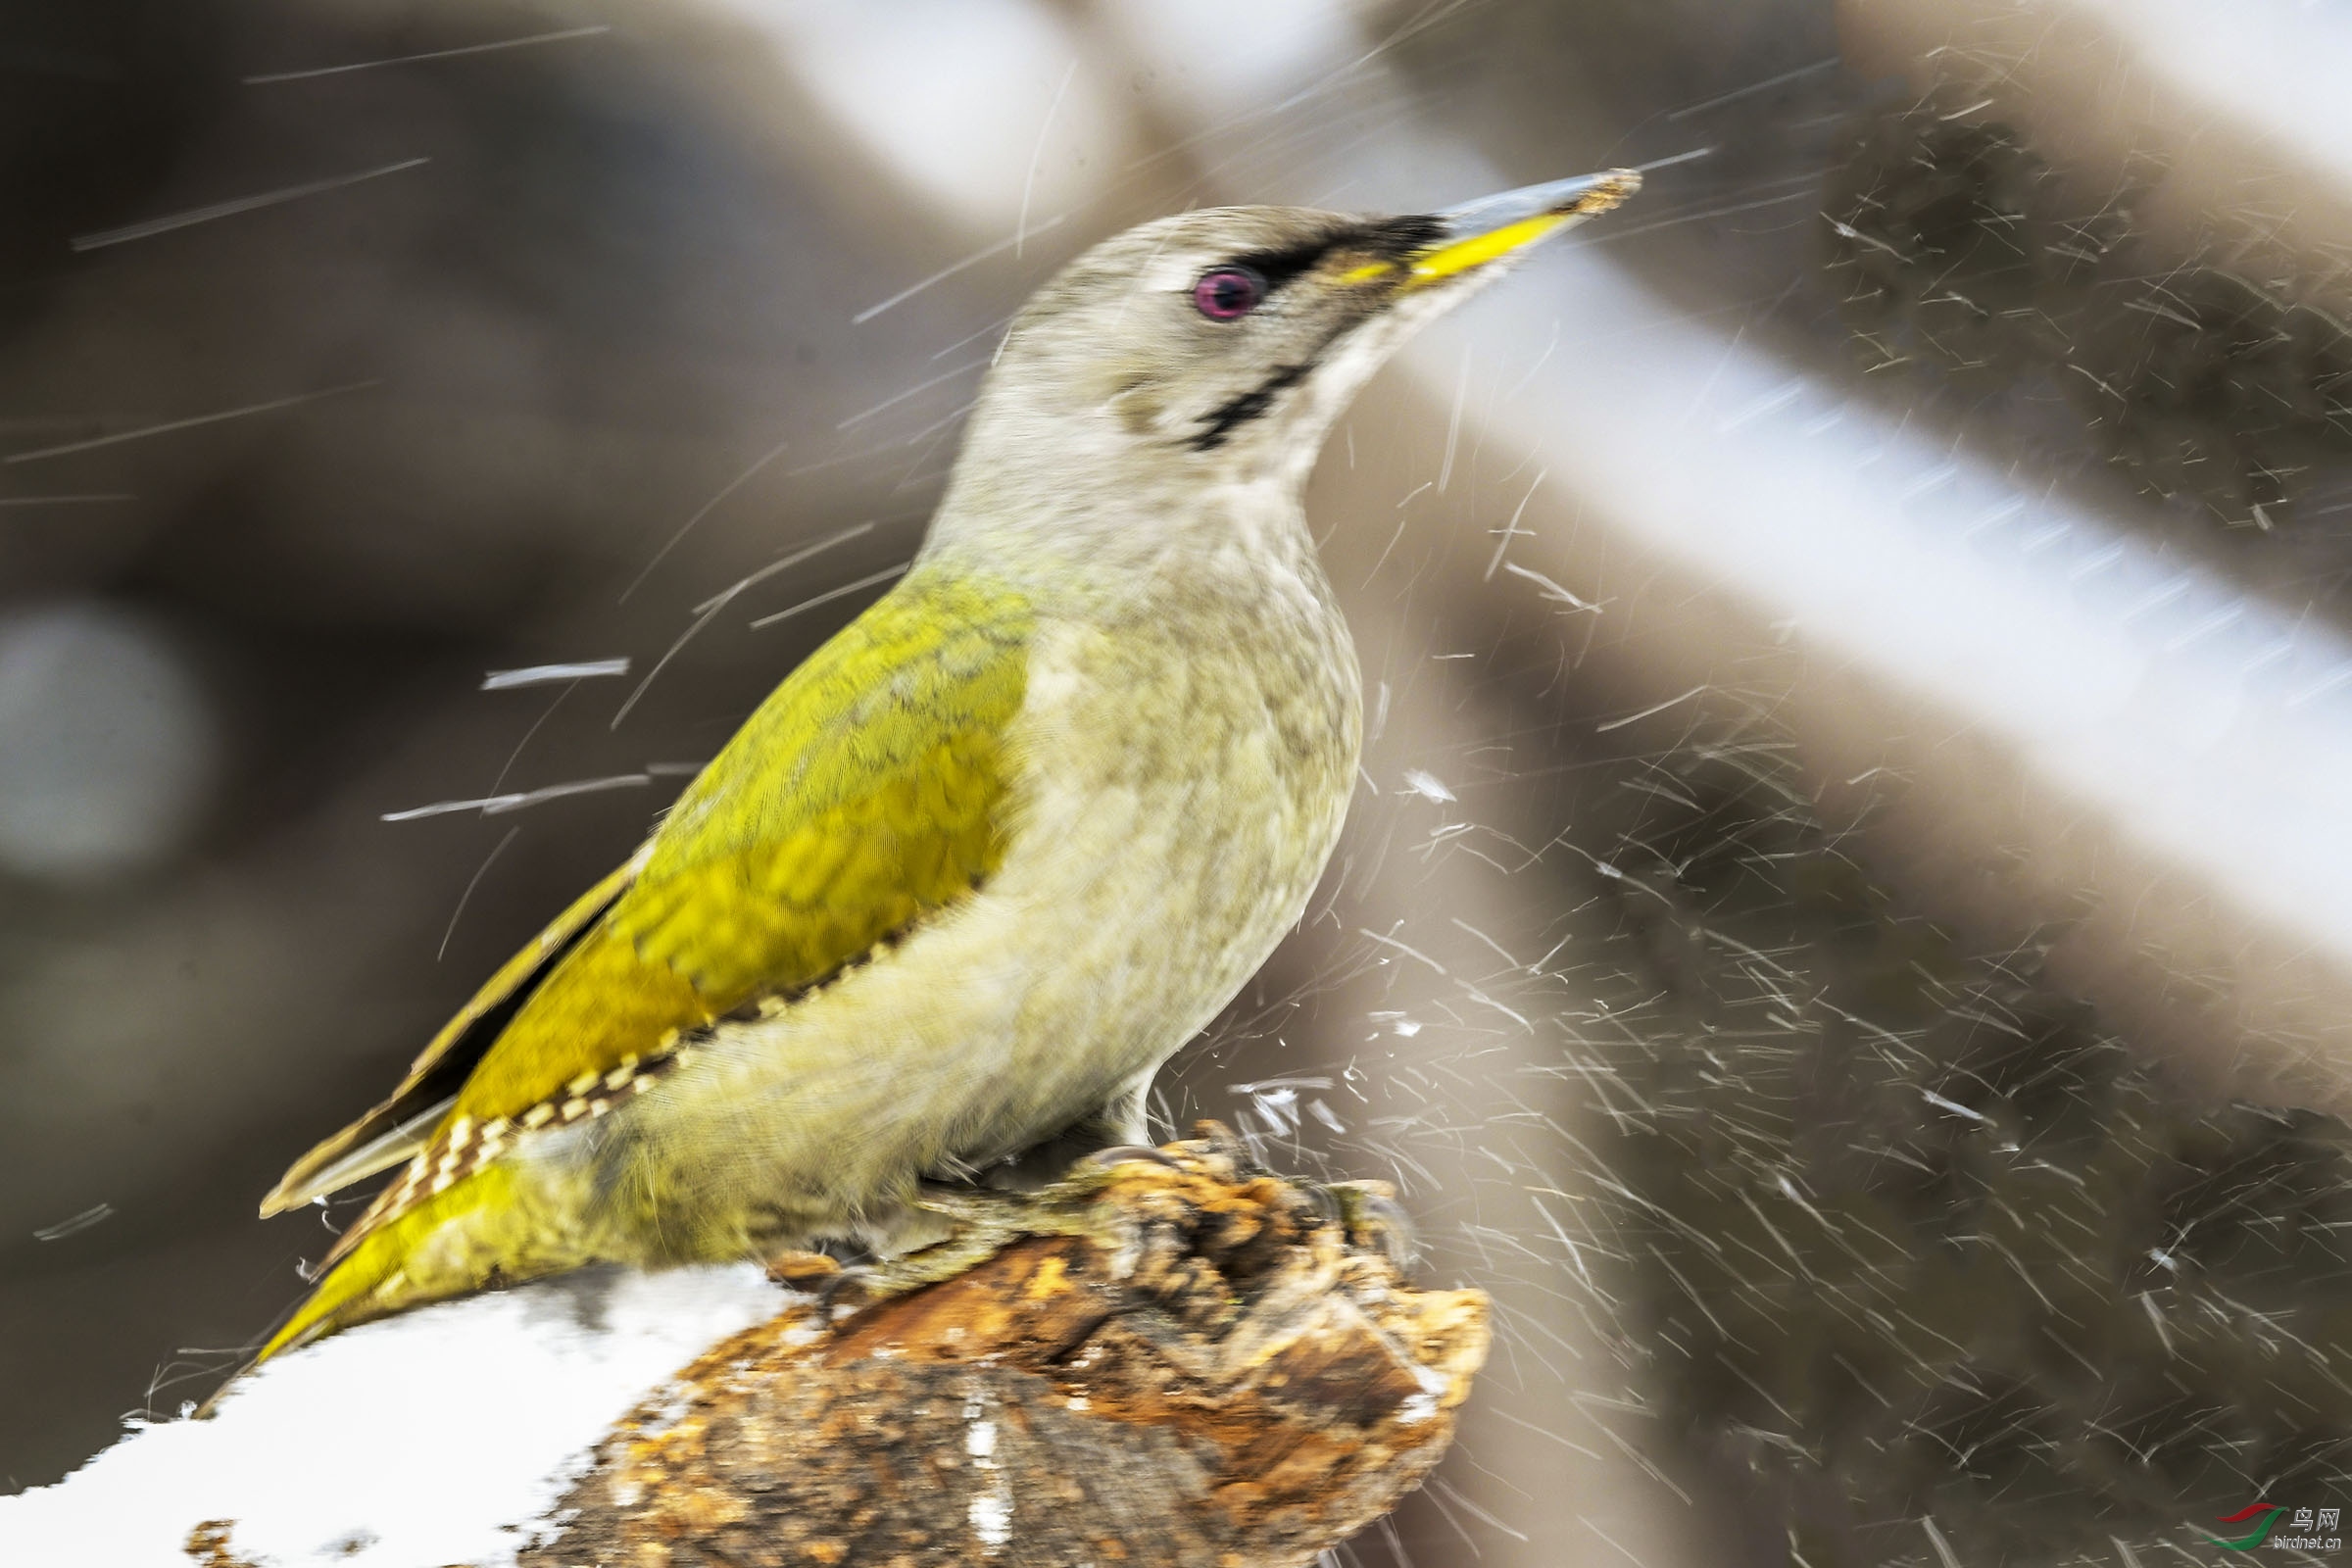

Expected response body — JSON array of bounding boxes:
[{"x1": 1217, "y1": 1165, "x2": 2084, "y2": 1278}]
[{"x1": 1347, "y1": 168, "x2": 1642, "y2": 287}]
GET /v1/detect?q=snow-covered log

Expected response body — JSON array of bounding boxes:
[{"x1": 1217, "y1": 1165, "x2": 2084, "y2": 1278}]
[{"x1": 8, "y1": 1131, "x2": 1488, "y2": 1568}]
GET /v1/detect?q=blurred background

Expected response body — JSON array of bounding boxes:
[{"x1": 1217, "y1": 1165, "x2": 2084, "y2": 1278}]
[{"x1": 6, "y1": 1, "x2": 2352, "y2": 1562}]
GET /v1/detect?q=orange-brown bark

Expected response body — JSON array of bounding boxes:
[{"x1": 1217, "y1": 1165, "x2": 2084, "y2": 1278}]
[{"x1": 526, "y1": 1131, "x2": 1488, "y2": 1568}]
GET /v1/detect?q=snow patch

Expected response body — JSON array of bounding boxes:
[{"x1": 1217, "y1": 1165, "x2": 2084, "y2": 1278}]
[{"x1": 0, "y1": 1265, "x2": 785, "y2": 1568}]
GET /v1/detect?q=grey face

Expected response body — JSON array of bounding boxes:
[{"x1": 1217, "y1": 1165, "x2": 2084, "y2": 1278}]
[
  {"x1": 948, "y1": 173, "x2": 1637, "y2": 514},
  {"x1": 987, "y1": 206, "x2": 1472, "y2": 481}
]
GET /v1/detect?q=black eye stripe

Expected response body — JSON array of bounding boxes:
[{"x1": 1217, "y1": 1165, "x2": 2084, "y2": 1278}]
[
  {"x1": 1212, "y1": 216, "x2": 1444, "y2": 298},
  {"x1": 1224, "y1": 237, "x2": 1339, "y2": 292},
  {"x1": 1359, "y1": 215, "x2": 1446, "y2": 254}
]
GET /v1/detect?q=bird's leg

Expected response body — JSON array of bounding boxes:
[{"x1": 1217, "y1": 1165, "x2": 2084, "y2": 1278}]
[
  {"x1": 851, "y1": 1089, "x2": 1169, "y2": 1301},
  {"x1": 841, "y1": 1183, "x2": 1090, "y2": 1300},
  {"x1": 843, "y1": 1121, "x2": 1419, "y2": 1312},
  {"x1": 980, "y1": 1070, "x2": 1159, "y2": 1193}
]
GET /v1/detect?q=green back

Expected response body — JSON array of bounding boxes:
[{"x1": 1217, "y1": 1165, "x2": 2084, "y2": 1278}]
[{"x1": 454, "y1": 567, "x2": 1034, "y2": 1119}]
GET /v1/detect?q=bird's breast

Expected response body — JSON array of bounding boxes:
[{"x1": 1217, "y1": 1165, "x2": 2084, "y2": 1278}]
[
  {"x1": 992, "y1": 562, "x2": 1362, "y2": 1050},
  {"x1": 1013, "y1": 564, "x2": 1361, "y2": 865}
]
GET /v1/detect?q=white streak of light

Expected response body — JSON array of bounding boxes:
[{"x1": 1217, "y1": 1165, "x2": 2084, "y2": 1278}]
[
  {"x1": 480, "y1": 775, "x2": 651, "y2": 816},
  {"x1": 618, "y1": 434, "x2": 794, "y2": 604},
  {"x1": 5, "y1": 383, "x2": 380, "y2": 465},
  {"x1": 32, "y1": 1202, "x2": 115, "y2": 1242},
  {"x1": 1484, "y1": 467, "x2": 1547, "y2": 580},
  {"x1": 1402, "y1": 769, "x2": 1457, "y2": 803},
  {"x1": 71, "y1": 161, "x2": 428, "y2": 251},
  {"x1": 382, "y1": 774, "x2": 650, "y2": 823},
  {"x1": 1592, "y1": 684, "x2": 1705, "y2": 734},
  {"x1": 1501, "y1": 561, "x2": 1600, "y2": 614},
  {"x1": 480, "y1": 660, "x2": 629, "y2": 691},
  {"x1": 438, "y1": 826, "x2": 519, "y2": 961},
  {"x1": 835, "y1": 359, "x2": 989, "y2": 430},
  {"x1": 612, "y1": 522, "x2": 876, "y2": 730},
  {"x1": 747, "y1": 563, "x2": 911, "y2": 629},
  {"x1": 1015, "y1": 60, "x2": 1078, "y2": 258},
  {"x1": 1663, "y1": 57, "x2": 1836, "y2": 121},
  {"x1": 242, "y1": 24, "x2": 612, "y2": 84},
  {"x1": 850, "y1": 218, "x2": 1069, "y2": 325},
  {"x1": 1631, "y1": 145, "x2": 1718, "y2": 173}
]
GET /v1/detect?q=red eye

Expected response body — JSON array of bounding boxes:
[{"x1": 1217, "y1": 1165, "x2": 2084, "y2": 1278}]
[{"x1": 1193, "y1": 266, "x2": 1265, "y2": 320}]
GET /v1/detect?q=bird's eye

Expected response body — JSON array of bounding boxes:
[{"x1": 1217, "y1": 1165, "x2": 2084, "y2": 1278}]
[{"x1": 1193, "y1": 266, "x2": 1265, "y2": 321}]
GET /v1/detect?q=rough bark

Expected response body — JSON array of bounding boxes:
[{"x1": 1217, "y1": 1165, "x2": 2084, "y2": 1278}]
[{"x1": 522, "y1": 1128, "x2": 1489, "y2": 1568}]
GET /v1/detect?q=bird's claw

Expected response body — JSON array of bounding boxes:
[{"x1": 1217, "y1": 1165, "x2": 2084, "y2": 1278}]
[
  {"x1": 1077, "y1": 1144, "x2": 1186, "y2": 1172},
  {"x1": 1305, "y1": 1179, "x2": 1419, "y2": 1270}
]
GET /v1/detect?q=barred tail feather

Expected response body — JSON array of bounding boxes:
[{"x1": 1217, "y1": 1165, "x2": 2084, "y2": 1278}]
[
  {"x1": 254, "y1": 1222, "x2": 414, "y2": 1364},
  {"x1": 252, "y1": 1164, "x2": 563, "y2": 1365}
]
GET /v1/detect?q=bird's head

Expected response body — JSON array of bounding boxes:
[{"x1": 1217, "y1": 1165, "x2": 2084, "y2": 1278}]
[{"x1": 941, "y1": 169, "x2": 1640, "y2": 535}]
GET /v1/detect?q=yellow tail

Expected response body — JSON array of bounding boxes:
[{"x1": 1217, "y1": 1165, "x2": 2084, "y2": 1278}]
[{"x1": 254, "y1": 1163, "x2": 553, "y2": 1364}]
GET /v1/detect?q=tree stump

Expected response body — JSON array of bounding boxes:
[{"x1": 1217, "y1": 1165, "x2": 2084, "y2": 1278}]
[{"x1": 522, "y1": 1128, "x2": 1489, "y2": 1568}]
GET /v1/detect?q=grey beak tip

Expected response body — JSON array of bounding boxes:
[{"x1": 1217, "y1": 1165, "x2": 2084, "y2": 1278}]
[{"x1": 1438, "y1": 168, "x2": 1642, "y2": 235}]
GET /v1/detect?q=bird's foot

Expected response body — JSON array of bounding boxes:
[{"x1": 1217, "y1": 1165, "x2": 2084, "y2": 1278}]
[
  {"x1": 1075, "y1": 1144, "x2": 1186, "y2": 1172},
  {"x1": 849, "y1": 1152, "x2": 1178, "y2": 1299},
  {"x1": 1299, "y1": 1178, "x2": 1418, "y2": 1270},
  {"x1": 838, "y1": 1125, "x2": 1418, "y2": 1312},
  {"x1": 849, "y1": 1189, "x2": 1067, "y2": 1301}
]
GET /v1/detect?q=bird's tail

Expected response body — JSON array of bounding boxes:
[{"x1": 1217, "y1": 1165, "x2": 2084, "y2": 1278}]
[
  {"x1": 253, "y1": 1217, "x2": 420, "y2": 1366},
  {"x1": 250, "y1": 1163, "x2": 564, "y2": 1368}
]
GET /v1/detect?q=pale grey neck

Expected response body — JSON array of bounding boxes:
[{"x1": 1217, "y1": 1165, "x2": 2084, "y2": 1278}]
[{"x1": 918, "y1": 403, "x2": 1326, "y2": 610}]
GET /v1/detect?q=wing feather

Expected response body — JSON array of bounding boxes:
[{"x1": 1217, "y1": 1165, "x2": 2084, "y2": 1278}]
[
  {"x1": 261, "y1": 570, "x2": 1034, "y2": 1261},
  {"x1": 258, "y1": 853, "x2": 645, "y2": 1214}
]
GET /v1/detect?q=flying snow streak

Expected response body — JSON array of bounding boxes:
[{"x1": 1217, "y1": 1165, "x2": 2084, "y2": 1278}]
[
  {"x1": 438, "y1": 826, "x2": 520, "y2": 962},
  {"x1": 70, "y1": 160, "x2": 428, "y2": 250},
  {"x1": 1664, "y1": 57, "x2": 1837, "y2": 121},
  {"x1": 4, "y1": 382, "x2": 380, "y2": 465},
  {"x1": 611, "y1": 521, "x2": 877, "y2": 729},
  {"x1": 1401, "y1": 769, "x2": 1457, "y2": 803},
  {"x1": 1593, "y1": 683, "x2": 1705, "y2": 733},
  {"x1": 851, "y1": 217, "x2": 1071, "y2": 325},
  {"x1": 481, "y1": 659, "x2": 630, "y2": 691},
  {"x1": 835, "y1": 359, "x2": 991, "y2": 431},
  {"x1": 382, "y1": 774, "x2": 651, "y2": 822},
  {"x1": 747, "y1": 563, "x2": 912, "y2": 629},
  {"x1": 1016, "y1": 61, "x2": 1079, "y2": 260},
  {"x1": 1501, "y1": 561, "x2": 1600, "y2": 613},
  {"x1": 617, "y1": 433, "x2": 795, "y2": 605},
  {"x1": 242, "y1": 24, "x2": 612, "y2": 84},
  {"x1": 33, "y1": 1203, "x2": 115, "y2": 1241}
]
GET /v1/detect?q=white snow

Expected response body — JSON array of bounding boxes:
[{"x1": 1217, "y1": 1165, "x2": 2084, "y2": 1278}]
[
  {"x1": 1400, "y1": 769, "x2": 1457, "y2": 805},
  {"x1": 0, "y1": 1265, "x2": 786, "y2": 1568}
]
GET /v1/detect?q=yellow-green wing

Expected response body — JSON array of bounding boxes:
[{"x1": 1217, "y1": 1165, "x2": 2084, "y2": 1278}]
[
  {"x1": 451, "y1": 569, "x2": 1033, "y2": 1118},
  {"x1": 269, "y1": 568, "x2": 1033, "y2": 1251},
  {"x1": 258, "y1": 855, "x2": 648, "y2": 1214}
]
